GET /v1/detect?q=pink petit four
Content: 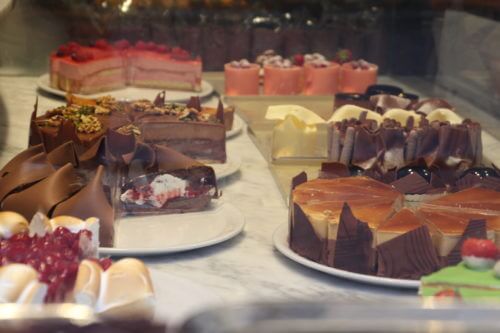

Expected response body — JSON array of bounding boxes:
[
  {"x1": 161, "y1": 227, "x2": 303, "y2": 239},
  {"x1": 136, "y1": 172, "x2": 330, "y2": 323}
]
[
  {"x1": 339, "y1": 59, "x2": 378, "y2": 94},
  {"x1": 224, "y1": 59, "x2": 260, "y2": 96},
  {"x1": 263, "y1": 57, "x2": 304, "y2": 95},
  {"x1": 303, "y1": 53, "x2": 340, "y2": 95}
]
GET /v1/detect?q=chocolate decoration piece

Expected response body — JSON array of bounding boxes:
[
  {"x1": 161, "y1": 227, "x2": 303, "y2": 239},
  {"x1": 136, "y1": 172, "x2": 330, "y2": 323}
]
[
  {"x1": 397, "y1": 166, "x2": 431, "y2": 183},
  {"x1": 2, "y1": 163, "x2": 81, "y2": 220},
  {"x1": 106, "y1": 129, "x2": 136, "y2": 164},
  {"x1": 28, "y1": 97, "x2": 43, "y2": 147},
  {"x1": 289, "y1": 203, "x2": 324, "y2": 263},
  {"x1": 377, "y1": 225, "x2": 441, "y2": 279},
  {"x1": 461, "y1": 167, "x2": 499, "y2": 179},
  {"x1": 334, "y1": 93, "x2": 371, "y2": 110},
  {"x1": 155, "y1": 144, "x2": 202, "y2": 171},
  {"x1": 351, "y1": 127, "x2": 383, "y2": 170},
  {"x1": 390, "y1": 172, "x2": 433, "y2": 194},
  {"x1": 153, "y1": 90, "x2": 166, "y2": 106},
  {"x1": 369, "y1": 94, "x2": 412, "y2": 114},
  {"x1": 0, "y1": 144, "x2": 44, "y2": 177},
  {"x1": 186, "y1": 96, "x2": 201, "y2": 111},
  {"x1": 332, "y1": 203, "x2": 373, "y2": 274},
  {"x1": 365, "y1": 84, "x2": 403, "y2": 97},
  {"x1": 78, "y1": 136, "x2": 106, "y2": 169},
  {"x1": 0, "y1": 152, "x2": 55, "y2": 202},
  {"x1": 446, "y1": 219, "x2": 486, "y2": 266},
  {"x1": 216, "y1": 99, "x2": 225, "y2": 124},
  {"x1": 318, "y1": 162, "x2": 350, "y2": 179},
  {"x1": 46, "y1": 141, "x2": 79, "y2": 169},
  {"x1": 53, "y1": 165, "x2": 115, "y2": 247}
]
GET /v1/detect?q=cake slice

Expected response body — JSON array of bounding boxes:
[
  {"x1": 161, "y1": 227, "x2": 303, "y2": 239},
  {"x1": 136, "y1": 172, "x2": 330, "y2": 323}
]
[{"x1": 376, "y1": 208, "x2": 424, "y2": 246}]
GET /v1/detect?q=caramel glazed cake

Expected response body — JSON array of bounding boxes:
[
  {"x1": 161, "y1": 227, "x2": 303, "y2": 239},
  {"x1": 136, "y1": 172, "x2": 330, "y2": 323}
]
[
  {"x1": 289, "y1": 95, "x2": 500, "y2": 280},
  {"x1": 0, "y1": 93, "x2": 232, "y2": 248}
]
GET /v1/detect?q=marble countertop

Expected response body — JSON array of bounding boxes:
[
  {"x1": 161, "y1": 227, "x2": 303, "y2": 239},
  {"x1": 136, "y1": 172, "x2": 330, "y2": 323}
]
[{"x1": 0, "y1": 75, "x2": 499, "y2": 322}]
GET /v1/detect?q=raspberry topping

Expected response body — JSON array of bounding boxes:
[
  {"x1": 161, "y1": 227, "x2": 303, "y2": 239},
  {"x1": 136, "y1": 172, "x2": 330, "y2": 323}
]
[
  {"x1": 114, "y1": 39, "x2": 130, "y2": 50},
  {"x1": 156, "y1": 44, "x2": 170, "y2": 53},
  {"x1": 71, "y1": 49, "x2": 93, "y2": 62},
  {"x1": 0, "y1": 227, "x2": 95, "y2": 302},
  {"x1": 56, "y1": 45, "x2": 70, "y2": 57},
  {"x1": 171, "y1": 47, "x2": 191, "y2": 61},
  {"x1": 293, "y1": 54, "x2": 304, "y2": 66},
  {"x1": 94, "y1": 39, "x2": 109, "y2": 50},
  {"x1": 135, "y1": 40, "x2": 148, "y2": 50},
  {"x1": 461, "y1": 238, "x2": 498, "y2": 259}
]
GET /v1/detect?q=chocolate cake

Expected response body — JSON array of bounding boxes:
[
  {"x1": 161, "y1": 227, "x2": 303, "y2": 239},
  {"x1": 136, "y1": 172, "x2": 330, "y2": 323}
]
[
  {"x1": 0, "y1": 94, "x2": 222, "y2": 247},
  {"x1": 288, "y1": 162, "x2": 500, "y2": 280}
]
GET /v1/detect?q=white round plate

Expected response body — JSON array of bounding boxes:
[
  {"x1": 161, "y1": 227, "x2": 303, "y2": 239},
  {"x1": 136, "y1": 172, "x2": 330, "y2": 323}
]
[
  {"x1": 273, "y1": 223, "x2": 420, "y2": 289},
  {"x1": 100, "y1": 201, "x2": 244, "y2": 256},
  {"x1": 151, "y1": 269, "x2": 221, "y2": 327},
  {"x1": 37, "y1": 73, "x2": 214, "y2": 102},
  {"x1": 208, "y1": 153, "x2": 241, "y2": 179},
  {"x1": 226, "y1": 114, "x2": 245, "y2": 139}
]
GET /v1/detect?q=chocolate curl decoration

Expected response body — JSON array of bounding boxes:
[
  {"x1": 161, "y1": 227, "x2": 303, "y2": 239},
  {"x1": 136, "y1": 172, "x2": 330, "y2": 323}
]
[
  {"x1": 351, "y1": 126, "x2": 383, "y2": 170},
  {"x1": 339, "y1": 127, "x2": 355, "y2": 165},
  {"x1": 327, "y1": 125, "x2": 341, "y2": 162},
  {"x1": 370, "y1": 94, "x2": 412, "y2": 114},
  {"x1": 445, "y1": 219, "x2": 486, "y2": 266},
  {"x1": 216, "y1": 99, "x2": 225, "y2": 124},
  {"x1": 289, "y1": 172, "x2": 308, "y2": 243},
  {"x1": 46, "y1": 141, "x2": 79, "y2": 169},
  {"x1": 153, "y1": 91, "x2": 166, "y2": 107},
  {"x1": 186, "y1": 96, "x2": 201, "y2": 112},
  {"x1": 155, "y1": 144, "x2": 202, "y2": 172},
  {"x1": 106, "y1": 129, "x2": 137, "y2": 164},
  {"x1": 0, "y1": 144, "x2": 44, "y2": 177}
]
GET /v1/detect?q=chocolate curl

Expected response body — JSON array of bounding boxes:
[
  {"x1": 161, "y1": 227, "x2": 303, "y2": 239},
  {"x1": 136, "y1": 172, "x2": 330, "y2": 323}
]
[
  {"x1": 2, "y1": 163, "x2": 82, "y2": 220},
  {"x1": 412, "y1": 98, "x2": 453, "y2": 115},
  {"x1": 380, "y1": 126, "x2": 406, "y2": 171},
  {"x1": 106, "y1": 129, "x2": 136, "y2": 164},
  {"x1": 415, "y1": 126, "x2": 439, "y2": 166},
  {"x1": 47, "y1": 141, "x2": 79, "y2": 169},
  {"x1": 377, "y1": 225, "x2": 440, "y2": 279},
  {"x1": 351, "y1": 127, "x2": 383, "y2": 170},
  {"x1": 216, "y1": 99, "x2": 225, "y2": 124},
  {"x1": 53, "y1": 165, "x2": 115, "y2": 247},
  {"x1": 434, "y1": 124, "x2": 474, "y2": 169},
  {"x1": 153, "y1": 91, "x2": 166, "y2": 107},
  {"x1": 0, "y1": 144, "x2": 44, "y2": 177},
  {"x1": 405, "y1": 116, "x2": 415, "y2": 131},
  {"x1": 186, "y1": 96, "x2": 201, "y2": 112},
  {"x1": 28, "y1": 97, "x2": 43, "y2": 147},
  {"x1": 445, "y1": 219, "x2": 486, "y2": 266},
  {"x1": 0, "y1": 152, "x2": 55, "y2": 202},
  {"x1": 332, "y1": 203, "x2": 373, "y2": 274},
  {"x1": 327, "y1": 126, "x2": 341, "y2": 162},
  {"x1": 289, "y1": 172, "x2": 308, "y2": 242},
  {"x1": 467, "y1": 122, "x2": 482, "y2": 165},
  {"x1": 339, "y1": 127, "x2": 355, "y2": 165},
  {"x1": 405, "y1": 129, "x2": 418, "y2": 163},
  {"x1": 390, "y1": 173, "x2": 433, "y2": 194}
]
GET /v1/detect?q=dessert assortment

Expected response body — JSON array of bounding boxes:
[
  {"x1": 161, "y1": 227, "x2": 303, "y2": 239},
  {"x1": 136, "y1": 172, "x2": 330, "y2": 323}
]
[
  {"x1": 224, "y1": 49, "x2": 377, "y2": 96},
  {"x1": 0, "y1": 93, "x2": 231, "y2": 247},
  {"x1": 420, "y1": 238, "x2": 500, "y2": 299},
  {"x1": 289, "y1": 164, "x2": 500, "y2": 280},
  {"x1": 50, "y1": 39, "x2": 202, "y2": 94},
  {"x1": 0, "y1": 211, "x2": 155, "y2": 319}
]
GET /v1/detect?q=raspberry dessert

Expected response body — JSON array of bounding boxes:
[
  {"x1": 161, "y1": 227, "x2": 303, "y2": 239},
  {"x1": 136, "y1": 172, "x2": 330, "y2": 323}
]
[
  {"x1": 339, "y1": 59, "x2": 378, "y2": 94},
  {"x1": 50, "y1": 39, "x2": 202, "y2": 94},
  {"x1": 302, "y1": 53, "x2": 340, "y2": 95},
  {"x1": 263, "y1": 56, "x2": 304, "y2": 95},
  {"x1": 224, "y1": 59, "x2": 260, "y2": 96}
]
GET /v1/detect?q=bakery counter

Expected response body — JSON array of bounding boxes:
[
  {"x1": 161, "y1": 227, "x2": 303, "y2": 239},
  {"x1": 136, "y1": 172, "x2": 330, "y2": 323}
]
[{"x1": 1, "y1": 74, "x2": 500, "y2": 322}]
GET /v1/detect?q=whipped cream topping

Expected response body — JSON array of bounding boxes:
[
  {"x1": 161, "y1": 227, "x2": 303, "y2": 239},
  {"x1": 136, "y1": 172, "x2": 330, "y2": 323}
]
[
  {"x1": 265, "y1": 56, "x2": 293, "y2": 68},
  {"x1": 230, "y1": 59, "x2": 252, "y2": 68},
  {"x1": 350, "y1": 59, "x2": 374, "y2": 70},
  {"x1": 121, "y1": 174, "x2": 187, "y2": 208},
  {"x1": 256, "y1": 49, "x2": 277, "y2": 66},
  {"x1": 304, "y1": 53, "x2": 330, "y2": 68}
]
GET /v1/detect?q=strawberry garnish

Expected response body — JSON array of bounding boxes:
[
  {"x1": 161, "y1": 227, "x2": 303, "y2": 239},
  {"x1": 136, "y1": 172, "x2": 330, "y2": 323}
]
[
  {"x1": 334, "y1": 49, "x2": 353, "y2": 64},
  {"x1": 67, "y1": 42, "x2": 81, "y2": 54},
  {"x1": 171, "y1": 47, "x2": 191, "y2": 61},
  {"x1": 293, "y1": 54, "x2": 304, "y2": 66},
  {"x1": 71, "y1": 49, "x2": 93, "y2": 62},
  {"x1": 461, "y1": 238, "x2": 498, "y2": 259},
  {"x1": 146, "y1": 42, "x2": 156, "y2": 51},
  {"x1": 56, "y1": 45, "x2": 70, "y2": 57},
  {"x1": 156, "y1": 44, "x2": 170, "y2": 53}
]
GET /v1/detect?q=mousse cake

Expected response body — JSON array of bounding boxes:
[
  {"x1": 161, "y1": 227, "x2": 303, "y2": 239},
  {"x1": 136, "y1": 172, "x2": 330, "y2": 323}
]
[{"x1": 50, "y1": 39, "x2": 202, "y2": 94}]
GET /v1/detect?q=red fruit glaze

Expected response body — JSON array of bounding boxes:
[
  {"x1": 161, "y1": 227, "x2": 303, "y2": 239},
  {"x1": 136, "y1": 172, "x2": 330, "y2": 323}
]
[
  {"x1": 0, "y1": 227, "x2": 95, "y2": 302},
  {"x1": 156, "y1": 44, "x2": 170, "y2": 53},
  {"x1": 135, "y1": 40, "x2": 148, "y2": 50},
  {"x1": 293, "y1": 54, "x2": 304, "y2": 66},
  {"x1": 461, "y1": 238, "x2": 498, "y2": 259},
  {"x1": 94, "y1": 39, "x2": 108, "y2": 49},
  {"x1": 114, "y1": 39, "x2": 131, "y2": 50},
  {"x1": 171, "y1": 47, "x2": 190, "y2": 61},
  {"x1": 71, "y1": 49, "x2": 93, "y2": 62}
]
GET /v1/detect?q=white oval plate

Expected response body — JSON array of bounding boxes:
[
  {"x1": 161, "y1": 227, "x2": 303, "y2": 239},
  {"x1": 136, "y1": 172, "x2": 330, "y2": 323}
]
[
  {"x1": 37, "y1": 73, "x2": 214, "y2": 102},
  {"x1": 273, "y1": 223, "x2": 420, "y2": 289},
  {"x1": 209, "y1": 153, "x2": 241, "y2": 179},
  {"x1": 151, "y1": 269, "x2": 221, "y2": 327},
  {"x1": 100, "y1": 201, "x2": 244, "y2": 256},
  {"x1": 226, "y1": 114, "x2": 245, "y2": 139}
]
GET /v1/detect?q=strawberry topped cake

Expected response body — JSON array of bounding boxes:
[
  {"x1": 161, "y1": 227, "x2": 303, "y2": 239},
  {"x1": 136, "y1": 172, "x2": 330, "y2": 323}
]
[{"x1": 50, "y1": 39, "x2": 202, "y2": 94}]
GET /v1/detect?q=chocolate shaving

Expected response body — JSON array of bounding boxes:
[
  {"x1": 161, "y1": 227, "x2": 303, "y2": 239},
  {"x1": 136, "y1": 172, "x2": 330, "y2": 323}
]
[
  {"x1": 332, "y1": 203, "x2": 373, "y2": 274},
  {"x1": 445, "y1": 219, "x2": 486, "y2": 266},
  {"x1": 390, "y1": 173, "x2": 433, "y2": 194},
  {"x1": 53, "y1": 165, "x2": 115, "y2": 247},
  {"x1": 377, "y1": 225, "x2": 440, "y2": 279},
  {"x1": 186, "y1": 96, "x2": 201, "y2": 111},
  {"x1": 289, "y1": 203, "x2": 323, "y2": 263},
  {"x1": 412, "y1": 98, "x2": 453, "y2": 115},
  {"x1": 28, "y1": 97, "x2": 43, "y2": 147},
  {"x1": 0, "y1": 144, "x2": 44, "y2": 177},
  {"x1": 369, "y1": 94, "x2": 412, "y2": 114},
  {"x1": 155, "y1": 144, "x2": 202, "y2": 171},
  {"x1": 351, "y1": 126, "x2": 382, "y2": 169},
  {"x1": 216, "y1": 99, "x2": 225, "y2": 124},
  {"x1": 47, "y1": 141, "x2": 79, "y2": 169}
]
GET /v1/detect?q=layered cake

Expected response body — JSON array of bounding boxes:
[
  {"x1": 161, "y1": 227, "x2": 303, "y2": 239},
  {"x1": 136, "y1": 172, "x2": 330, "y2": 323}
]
[
  {"x1": 32, "y1": 94, "x2": 230, "y2": 163},
  {"x1": 302, "y1": 53, "x2": 340, "y2": 96},
  {"x1": 289, "y1": 163, "x2": 500, "y2": 279},
  {"x1": 339, "y1": 60, "x2": 378, "y2": 94},
  {"x1": 0, "y1": 212, "x2": 155, "y2": 318},
  {"x1": 224, "y1": 59, "x2": 260, "y2": 96},
  {"x1": 420, "y1": 238, "x2": 500, "y2": 299},
  {"x1": 50, "y1": 39, "x2": 202, "y2": 94}
]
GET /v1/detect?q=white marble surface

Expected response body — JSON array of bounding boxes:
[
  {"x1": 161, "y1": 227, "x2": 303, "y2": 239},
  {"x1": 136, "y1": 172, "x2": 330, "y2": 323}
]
[{"x1": 1, "y1": 75, "x2": 500, "y2": 323}]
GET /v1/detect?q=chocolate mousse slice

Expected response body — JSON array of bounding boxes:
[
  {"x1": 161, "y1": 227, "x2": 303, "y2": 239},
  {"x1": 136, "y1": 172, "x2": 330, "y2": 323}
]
[{"x1": 120, "y1": 145, "x2": 217, "y2": 215}]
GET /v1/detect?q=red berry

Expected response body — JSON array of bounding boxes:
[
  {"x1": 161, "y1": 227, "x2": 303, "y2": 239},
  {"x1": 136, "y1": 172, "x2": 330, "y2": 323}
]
[
  {"x1": 461, "y1": 238, "x2": 498, "y2": 259},
  {"x1": 146, "y1": 41, "x2": 156, "y2": 50},
  {"x1": 434, "y1": 289, "x2": 461, "y2": 298},
  {"x1": 293, "y1": 54, "x2": 304, "y2": 66},
  {"x1": 71, "y1": 49, "x2": 93, "y2": 62},
  {"x1": 94, "y1": 39, "x2": 108, "y2": 49},
  {"x1": 171, "y1": 48, "x2": 190, "y2": 61},
  {"x1": 135, "y1": 40, "x2": 148, "y2": 50},
  {"x1": 156, "y1": 44, "x2": 170, "y2": 53},
  {"x1": 99, "y1": 258, "x2": 113, "y2": 271},
  {"x1": 114, "y1": 39, "x2": 130, "y2": 50}
]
